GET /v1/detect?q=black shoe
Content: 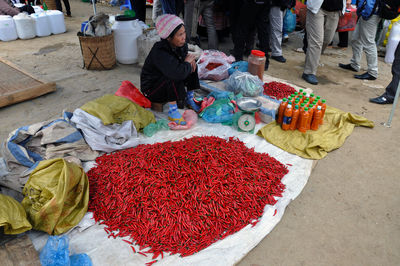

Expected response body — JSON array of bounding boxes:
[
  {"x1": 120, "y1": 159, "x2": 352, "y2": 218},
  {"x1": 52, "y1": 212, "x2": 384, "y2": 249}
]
[
  {"x1": 339, "y1": 63, "x2": 358, "y2": 72},
  {"x1": 302, "y1": 73, "x2": 318, "y2": 85},
  {"x1": 354, "y1": 72, "x2": 377, "y2": 80},
  {"x1": 271, "y1": 55, "x2": 286, "y2": 63},
  {"x1": 369, "y1": 95, "x2": 393, "y2": 104}
]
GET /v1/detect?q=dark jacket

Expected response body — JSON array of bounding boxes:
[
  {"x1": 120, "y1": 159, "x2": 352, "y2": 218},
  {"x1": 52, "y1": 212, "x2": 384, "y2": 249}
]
[
  {"x1": 271, "y1": 0, "x2": 296, "y2": 9},
  {"x1": 140, "y1": 39, "x2": 192, "y2": 92}
]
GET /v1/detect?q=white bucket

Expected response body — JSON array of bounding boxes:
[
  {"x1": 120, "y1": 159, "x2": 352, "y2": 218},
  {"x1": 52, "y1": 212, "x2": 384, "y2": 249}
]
[
  {"x1": 0, "y1": 15, "x2": 18, "y2": 41},
  {"x1": 31, "y1": 13, "x2": 51, "y2": 37},
  {"x1": 112, "y1": 16, "x2": 143, "y2": 64},
  {"x1": 385, "y1": 21, "x2": 400, "y2": 64},
  {"x1": 46, "y1": 10, "x2": 66, "y2": 35},
  {"x1": 13, "y1": 13, "x2": 36, "y2": 40}
]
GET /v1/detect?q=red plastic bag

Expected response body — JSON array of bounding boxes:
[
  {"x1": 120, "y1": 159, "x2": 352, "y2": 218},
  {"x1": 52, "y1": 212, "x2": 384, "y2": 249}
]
[
  {"x1": 337, "y1": 8, "x2": 357, "y2": 32},
  {"x1": 115, "y1": 80, "x2": 151, "y2": 108}
]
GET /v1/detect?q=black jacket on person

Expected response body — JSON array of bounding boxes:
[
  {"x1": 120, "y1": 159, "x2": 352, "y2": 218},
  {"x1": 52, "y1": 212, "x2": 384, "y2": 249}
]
[
  {"x1": 140, "y1": 39, "x2": 199, "y2": 103},
  {"x1": 271, "y1": 0, "x2": 295, "y2": 9}
]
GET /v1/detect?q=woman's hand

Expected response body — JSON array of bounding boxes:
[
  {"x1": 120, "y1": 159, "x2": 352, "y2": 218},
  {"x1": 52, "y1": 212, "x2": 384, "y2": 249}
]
[{"x1": 185, "y1": 54, "x2": 197, "y2": 72}]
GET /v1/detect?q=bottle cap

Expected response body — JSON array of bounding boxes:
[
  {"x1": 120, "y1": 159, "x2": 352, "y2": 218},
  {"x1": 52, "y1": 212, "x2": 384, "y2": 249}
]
[
  {"x1": 309, "y1": 104, "x2": 313, "y2": 108},
  {"x1": 291, "y1": 94, "x2": 295, "y2": 98},
  {"x1": 282, "y1": 98, "x2": 287, "y2": 102},
  {"x1": 299, "y1": 89, "x2": 303, "y2": 93},
  {"x1": 304, "y1": 107, "x2": 309, "y2": 111},
  {"x1": 310, "y1": 93, "x2": 315, "y2": 97},
  {"x1": 251, "y1": 50, "x2": 265, "y2": 57},
  {"x1": 294, "y1": 92, "x2": 298, "y2": 95},
  {"x1": 303, "y1": 92, "x2": 306, "y2": 96},
  {"x1": 295, "y1": 105, "x2": 299, "y2": 109},
  {"x1": 322, "y1": 99, "x2": 326, "y2": 103},
  {"x1": 300, "y1": 103, "x2": 305, "y2": 107},
  {"x1": 316, "y1": 96, "x2": 321, "y2": 100},
  {"x1": 295, "y1": 99, "x2": 300, "y2": 103}
]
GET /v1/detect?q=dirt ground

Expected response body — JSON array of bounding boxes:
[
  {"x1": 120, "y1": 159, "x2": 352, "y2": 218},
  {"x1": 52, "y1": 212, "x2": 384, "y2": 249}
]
[{"x1": 1, "y1": 1, "x2": 399, "y2": 265}]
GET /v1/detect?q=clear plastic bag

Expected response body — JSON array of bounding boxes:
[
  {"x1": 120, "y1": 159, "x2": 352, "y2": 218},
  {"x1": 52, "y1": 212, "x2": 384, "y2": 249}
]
[
  {"x1": 143, "y1": 119, "x2": 169, "y2": 137},
  {"x1": 226, "y1": 71, "x2": 264, "y2": 97},
  {"x1": 197, "y1": 50, "x2": 234, "y2": 81}
]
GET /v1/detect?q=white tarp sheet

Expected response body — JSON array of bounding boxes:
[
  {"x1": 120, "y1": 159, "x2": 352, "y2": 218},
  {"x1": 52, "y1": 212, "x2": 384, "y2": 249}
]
[{"x1": 29, "y1": 111, "x2": 313, "y2": 266}]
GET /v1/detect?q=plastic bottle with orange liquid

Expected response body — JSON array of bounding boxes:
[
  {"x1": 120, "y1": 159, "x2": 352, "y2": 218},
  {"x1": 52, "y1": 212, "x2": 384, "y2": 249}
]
[
  {"x1": 311, "y1": 105, "x2": 322, "y2": 130},
  {"x1": 320, "y1": 99, "x2": 326, "y2": 125},
  {"x1": 277, "y1": 98, "x2": 288, "y2": 124},
  {"x1": 298, "y1": 107, "x2": 310, "y2": 133},
  {"x1": 282, "y1": 104, "x2": 293, "y2": 130},
  {"x1": 290, "y1": 105, "x2": 300, "y2": 130}
]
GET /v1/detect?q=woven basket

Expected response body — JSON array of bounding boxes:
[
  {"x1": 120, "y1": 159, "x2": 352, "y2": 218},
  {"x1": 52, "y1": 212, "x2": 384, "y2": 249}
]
[
  {"x1": 44, "y1": 0, "x2": 58, "y2": 10},
  {"x1": 78, "y1": 32, "x2": 116, "y2": 70}
]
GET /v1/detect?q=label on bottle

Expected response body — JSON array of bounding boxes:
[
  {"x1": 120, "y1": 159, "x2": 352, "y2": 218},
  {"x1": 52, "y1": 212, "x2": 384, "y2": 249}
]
[{"x1": 283, "y1": 116, "x2": 292, "y2": 125}]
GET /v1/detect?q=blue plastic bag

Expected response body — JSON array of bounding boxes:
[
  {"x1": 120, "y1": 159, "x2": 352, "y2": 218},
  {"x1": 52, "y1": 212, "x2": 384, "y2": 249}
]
[
  {"x1": 40, "y1": 236, "x2": 93, "y2": 266},
  {"x1": 70, "y1": 254, "x2": 93, "y2": 266},
  {"x1": 40, "y1": 236, "x2": 70, "y2": 266},
  {"x1": 228, "y1": 61, "x2": 248, "y2": 75},
  {"x1": 283, "y1": 9, "x2": 296, "y2": 34}
]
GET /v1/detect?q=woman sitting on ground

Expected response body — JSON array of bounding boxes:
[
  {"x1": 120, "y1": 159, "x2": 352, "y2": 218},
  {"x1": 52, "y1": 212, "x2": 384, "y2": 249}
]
[{"x1": 140, "y1": 14, "x2": 200, "y2": 125}]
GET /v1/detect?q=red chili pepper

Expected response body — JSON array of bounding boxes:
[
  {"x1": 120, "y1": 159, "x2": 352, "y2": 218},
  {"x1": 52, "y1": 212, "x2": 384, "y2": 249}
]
[
  {"x1": 87, "y1": 136, "x2": 288, "y2": 262},
  {"x1": 263, "y1": 81, "x2": 296, "y2": 100}
]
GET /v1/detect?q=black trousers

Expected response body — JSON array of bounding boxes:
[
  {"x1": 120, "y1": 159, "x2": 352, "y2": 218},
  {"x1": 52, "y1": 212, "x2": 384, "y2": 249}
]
[
  {"x1": 141, "y1": 70, "x2": 199, "y2": 104},
  {"x1": 229, "y1": 0, "x2": 256, "y2": 53},
  {"x1": 131, "y1": 0, "x2": 146, "y2": 22},
  {"x1": 55, "y1": 0, "x2": 71, "y2": 15},
  {"x1": 337, "y1": 31, "x2": 349, "y2": 47},
  {"x1": 233, "y1": 1, "x2": 270, "y2": 61},
  {"x1": 384, "y1": 43, "x2": 400, "y2": 101}
]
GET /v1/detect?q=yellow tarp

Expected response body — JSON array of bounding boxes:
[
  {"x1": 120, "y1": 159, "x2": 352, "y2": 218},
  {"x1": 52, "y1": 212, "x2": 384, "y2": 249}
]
[
  {"x1": 257, "y1": 106, "x2": 374, "y2": 159},
  {"x1": 80, "y1": 94, "x2": 156, "y2": 130},
  {"x1": 21, "y1": 159, "x2": 89, "y2": 235},
  {"x1": 0, "y1": 194, "x2": 32, "y2": 234}
]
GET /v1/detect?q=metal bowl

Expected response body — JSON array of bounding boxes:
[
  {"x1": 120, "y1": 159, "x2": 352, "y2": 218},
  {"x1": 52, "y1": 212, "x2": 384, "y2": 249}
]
[{"x1": 236, "y1": 97, "x2": 262, "y2": 112}]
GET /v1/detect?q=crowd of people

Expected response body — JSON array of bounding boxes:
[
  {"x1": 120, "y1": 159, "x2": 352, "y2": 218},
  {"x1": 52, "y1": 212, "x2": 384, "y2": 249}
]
[
  {"x1": 1, "y1": 0, "x2": 398, "y2": 113},
  {"x1": 0, "y1": 0, "x2": 71, "y2": 16}
]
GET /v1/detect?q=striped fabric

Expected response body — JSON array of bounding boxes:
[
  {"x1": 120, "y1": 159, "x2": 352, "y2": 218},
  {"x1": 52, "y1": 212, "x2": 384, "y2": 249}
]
[{"x1": 156, "y1": 14, "x2": 184, "y2": 39}]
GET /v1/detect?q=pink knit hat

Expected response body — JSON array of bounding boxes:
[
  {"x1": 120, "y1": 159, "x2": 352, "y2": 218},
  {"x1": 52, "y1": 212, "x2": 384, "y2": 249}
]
[{"x1": 156, "y1": 14, "x2": 184, "y2": 39}]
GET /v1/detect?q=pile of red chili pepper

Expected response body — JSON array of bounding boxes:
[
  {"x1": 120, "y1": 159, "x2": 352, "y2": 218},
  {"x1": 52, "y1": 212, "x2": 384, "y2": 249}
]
[
  {"x1": 263, "y1": 81, "x2": 297, "y2": 100},
  {"x1": 205, "y1": 62, "x2": 223, "y2": 70},
  {"x1": 88, "y1": 136, "x2": 288, "y2": 262}
]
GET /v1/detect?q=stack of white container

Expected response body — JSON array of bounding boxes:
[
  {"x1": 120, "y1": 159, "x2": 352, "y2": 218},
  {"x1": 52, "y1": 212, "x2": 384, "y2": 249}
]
[{"x1": 0, "y1": 7, "x2": 66, "y2": 42}]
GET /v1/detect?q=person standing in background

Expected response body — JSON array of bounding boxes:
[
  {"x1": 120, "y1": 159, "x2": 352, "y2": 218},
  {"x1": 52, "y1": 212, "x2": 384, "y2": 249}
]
[
  {"x1": 229, "y1": 0, "x2": 255, "y2": 56},
  {"x1": 302, "y1": 0, "x2": 350, "y2": 85},
  {"x1": 55, "y1": 0, "x2": 71, "y2": 17},
  {"x1": 232, "y1": 0, "x2": 271, "y2": 70},
  {"x1": 370, "y1": 42, "x2": 400, "y2": 104},
  {"x1": 183, "y1": 0, "x2": 218, "y2": 49},
  {"x1": 339, "y1": 0, "x2": 381, "y2": 80},
  {"x1": 269, "y1": 0, "x2": 296, "y2": 63}
]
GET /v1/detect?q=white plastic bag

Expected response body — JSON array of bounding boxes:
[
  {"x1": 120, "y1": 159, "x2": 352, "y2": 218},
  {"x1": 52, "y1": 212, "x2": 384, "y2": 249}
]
[{"x1": 71, "y1": 109, "x2": 139, "y2": 153}]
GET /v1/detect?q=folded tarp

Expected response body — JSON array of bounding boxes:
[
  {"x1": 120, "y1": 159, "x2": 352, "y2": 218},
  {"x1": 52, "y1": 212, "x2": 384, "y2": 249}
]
[
  {"x1": 0, "y1": 112, "x2": 99, "y2": 192},
  {"x1": 79, "y1": 94, "x2": 156, "y2": 130},
  {"x1": 257, "y1": 106, "x2": 374, "y2": 160}
]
